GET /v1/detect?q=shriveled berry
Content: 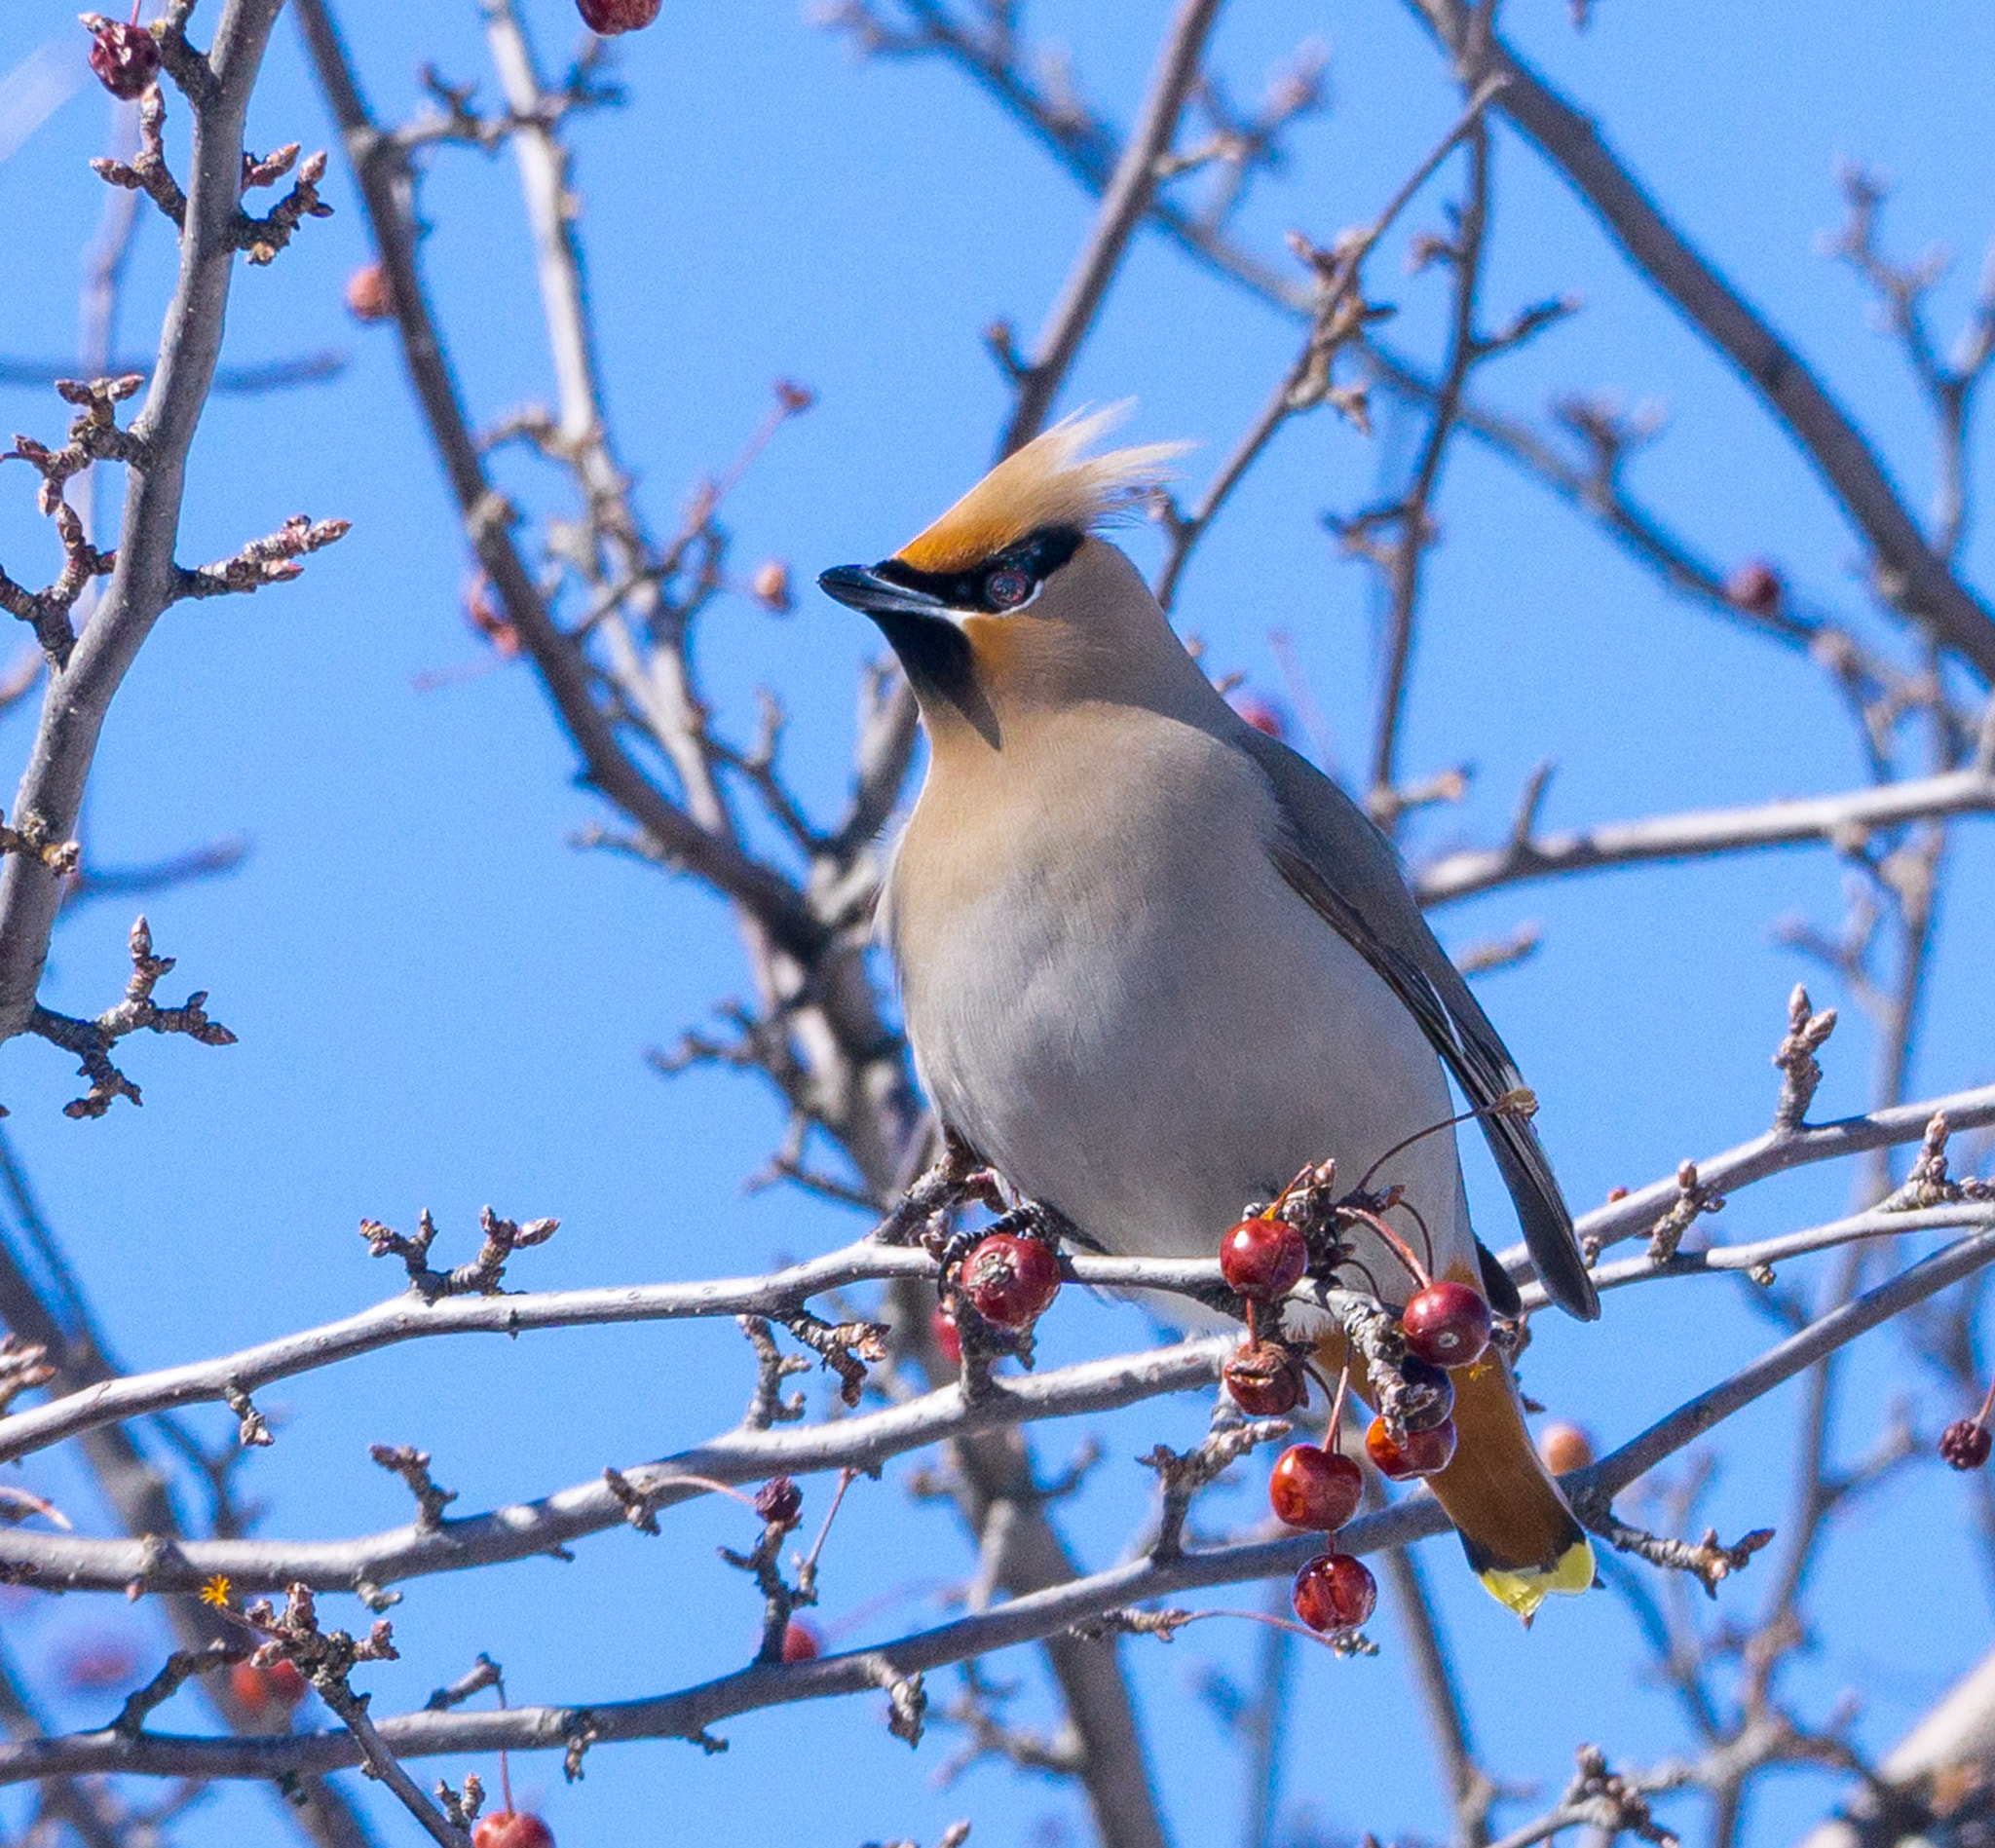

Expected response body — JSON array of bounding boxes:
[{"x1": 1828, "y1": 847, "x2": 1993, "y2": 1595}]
[
  {"x1": 1223, "y1": 1341, "x2": 1305, "y2": 1417},
  {"x1": 83, "y1": 16, "x2": 160, "y2": 100},
  {"x1": 576, "y1": 0, "x2": 660, "y2": 32},
  {"x1": 780, "y1": 1619, "x2": 821, "y2": 1663},
  {"x1": 1291, "y1": 1552, "x2": 1376, "y2": 1633},
  {"x1": 1940, "y1": 1419, "x2": 1993, "y2": 1471},
  {"x1": 1268, "y1": 1444, "x2": 1363, "y2": 1532},
  {"x1": 754, "y1": 1476, "x2": 803, "y2": 1527},
  {"x1": 343, "y1": 262, "x2": 393, "y2": 322},
  {"x1": 1537, "y1": 1420, "x2": 1595, "y2": 1475},
  {"x1": 473, "y1": 1815, "x2": 554, "y2": 1848},
  {"x1": 1219, "y1": 1218, "x2": 1306, "y2": 1300},
  {"x1": 1401, "y1": 1281, "x2": 1492, "y2": 1369},
  {"x1": 930, "y1": 1302, "x2": 961, "y2": 1365},
  {"x1": 1395, "y1": 1356, "x2": 1455, "y2": 1432},
  {"x1": 230, "y1": 1658, "x2": 308, "y2": 1715},
  {"x1": 1727, "y1": 559, "x2": 1783, "y2": 618},
  {"x1": 1366, "y1": 1414, "x2": 1456, "y2": 1480},
  {"x1": 962, "y1": 1233, "x2": 1060, "y2": 1329}
]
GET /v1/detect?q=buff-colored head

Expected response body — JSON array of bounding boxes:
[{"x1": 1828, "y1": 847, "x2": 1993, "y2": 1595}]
[
  {"x1": 817, "y1": 408, "x2": 1204, "y2": 742},
  {"x1": 892, "y1": 405, "x2": 1186, "y2": 573}
]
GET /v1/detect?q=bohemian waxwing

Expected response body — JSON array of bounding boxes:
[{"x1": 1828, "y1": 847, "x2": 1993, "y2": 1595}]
[{"x1": 820, "y1": 407, "x2": 1599, "y2": 1619}]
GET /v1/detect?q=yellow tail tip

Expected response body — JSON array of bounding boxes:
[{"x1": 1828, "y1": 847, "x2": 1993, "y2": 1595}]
[{"x1": 1475, "y1": 1535, "x2": 1596, "y2": 1623}]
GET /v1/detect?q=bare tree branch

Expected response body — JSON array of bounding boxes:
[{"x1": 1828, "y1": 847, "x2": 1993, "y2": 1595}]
[
  {"x1": 0, "y1": 0, "x2": 332, "y2": 1044},
  {"x1": 1401, "y1": 0, "x2": 1995, "y2": 682}
]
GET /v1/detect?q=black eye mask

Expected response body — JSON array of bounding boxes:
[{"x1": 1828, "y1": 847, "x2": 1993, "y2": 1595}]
[{"x1": 868, "y1": 525, "x2": 1084, "y2": 615}]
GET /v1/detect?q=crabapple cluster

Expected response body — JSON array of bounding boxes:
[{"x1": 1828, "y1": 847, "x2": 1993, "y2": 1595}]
[{"x1": 1215, "y1": 1206, "x2": 1505, "y2": 1637}]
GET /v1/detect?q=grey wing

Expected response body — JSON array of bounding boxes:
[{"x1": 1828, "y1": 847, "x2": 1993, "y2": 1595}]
[{"x1": 1236, "y1": 726, "x2": 1600, "y2": 1321}]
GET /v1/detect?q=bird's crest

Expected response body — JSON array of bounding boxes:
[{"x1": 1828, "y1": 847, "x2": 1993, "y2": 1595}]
[{"x1": 894, "y1": 404, "x2": 1187, "y2": 574}]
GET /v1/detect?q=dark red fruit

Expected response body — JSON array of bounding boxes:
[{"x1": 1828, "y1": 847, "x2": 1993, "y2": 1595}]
[
  {"x1": 1727, "y1": 559, "x2": 1783, "y2": 618},
  {"x1": 962, "y1": 1233, "x2": 1061, "y2": 1329},
  {"x1": 1940, "y1": 1419, "x2": 1993, "y2": 1470},
  {"x1": 1268, "y1": 1444, "x2": 1363, "y2": 1532},
  {"x1": 575, "y1": 0, "x2": 660, "y2": 33},
  {"x1": 1366, "y1": 1414, "x2": 1456, "y2": 1480},
  {"x1": 754, "y1": 1476, "x2": 803, "y2": 1527},
  {"x1": 1220, "y1": 1218, "x2": 1307, "y2": 1300},
  {"x1": 1401, "y1": 1281, "x2": 1493, "y2": 1369},
  {"x1": 780, "y1": 1619, "x2": 821, "y2": 1663},
  {"x1": 84, "y1": 16, "x2": 160, "y2": 99},
  {"x1": 1291, "y1": 1552, "x2": 1376, "y2": 1633},
  {"x1": 230, "y1": 1658, "x2": 308, "y2": 1715},
  {"x1": 473, "y1": 1815, "x2": 554, "y2": 1848},
  {"x1": 930, "y1": 1303, "x2": 961, "y2": 1364},
  {"x1": 1223, "y1": 1341, "x2": 1305, "y2": 1417},
  {"x1": 1395, "y1": 1356, "x2": 1455, "y2": 1432}
]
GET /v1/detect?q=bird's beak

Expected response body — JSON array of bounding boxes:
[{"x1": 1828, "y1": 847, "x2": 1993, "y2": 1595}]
[{"x1": 817, "y1": 562, "x2": 952, "y2": 622}]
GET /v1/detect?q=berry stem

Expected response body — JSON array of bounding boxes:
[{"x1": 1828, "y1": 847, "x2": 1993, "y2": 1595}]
[
  {"x1": 1337, "y1": 1202, "x2": 1432, "y2": 1293},
  {"x1": 1976, "y1": 1377, "x2": 1995, "y2": 1430},
  {"x1": 798, "y1": 1466, "x2": 858, "y2": 1578},
  {"x1": 1354, "y1": 1091, "x2": 1536, "y2": 1196},
  {"x1": 1326, "y1": 1360, "x2": 1351, "y2": 1449}
]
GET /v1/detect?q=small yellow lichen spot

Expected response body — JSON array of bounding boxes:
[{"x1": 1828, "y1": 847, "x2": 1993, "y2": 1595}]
[{"x1": 198, "y1": 1574, "x2": 232, "y2": 1608}]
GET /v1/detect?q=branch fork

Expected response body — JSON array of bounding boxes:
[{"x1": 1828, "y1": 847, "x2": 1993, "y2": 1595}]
[{"x1": 27, "y1": 916, "x2": 236, "y2": 1118}]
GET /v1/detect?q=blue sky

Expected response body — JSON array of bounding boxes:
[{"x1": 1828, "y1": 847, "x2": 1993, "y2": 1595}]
[{"x1": 1, "y1": 3, "x2": 1993, "y2": 1844}]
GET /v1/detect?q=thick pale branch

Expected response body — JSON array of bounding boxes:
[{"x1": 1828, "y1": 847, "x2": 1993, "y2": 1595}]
[
  {"x1": 10, "y1": 1085, "x2": 1993, "y2": 1469},
  {"x1": 1496, "y1": 1081, "x2": 1995, "y2": 1280},
  {"x1": 1415, "y1": 769, "x2": 1995, "y2": 906},
  {"x1": 0, "y1": 1245, "x2": 1206, "y2": 1466},
  {"x1": 8, "y1": 1226, "x2": 1991, "y2": 1787},
  {"x1": 0, "y1": 0, "x2": 291, "y2": 1040},
  {"x1": 0, "y1": 1338, "x2": 1234, "y2": 1594}
]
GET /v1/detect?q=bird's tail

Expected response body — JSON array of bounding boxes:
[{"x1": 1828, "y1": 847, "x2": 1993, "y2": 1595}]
[{"x1": 1314, "y1": 1311, "x2": 1594, "y2": 1623}]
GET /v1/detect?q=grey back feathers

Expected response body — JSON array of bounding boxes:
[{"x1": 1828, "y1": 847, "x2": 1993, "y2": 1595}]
[{"x1": 1236, "y1": 727, "x2": 1600, "y2": 1321}]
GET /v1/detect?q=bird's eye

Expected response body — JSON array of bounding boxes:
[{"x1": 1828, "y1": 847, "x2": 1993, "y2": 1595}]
[{"x1": 986, "y1": 568, "x2": 1033, "y2": 609}]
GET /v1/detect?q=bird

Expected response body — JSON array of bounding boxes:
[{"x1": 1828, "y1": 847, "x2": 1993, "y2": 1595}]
[{"x1": 818, "y1": 406, "x2": 1600, "y2": 1620}]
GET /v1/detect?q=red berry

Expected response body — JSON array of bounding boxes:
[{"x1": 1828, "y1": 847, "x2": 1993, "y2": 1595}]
[
  {"x1": 962, "y1": 1233, "x2": 1061, "y2": 1329},
  {"x1": 1940, "y1": 1419, "x2": 1993, "y2": 1470},
  {"x1": 1401, "y1": 1281, "x2": 1493, "y2": 1369},
  {"x1": 343, "y1": 262, "x2": 393, "y2": 323},
  {"x1": 1365, "y1": 1414, "x2": 1456, "y2": 1480},
  {"x1": 754, "y1": 1476, "x2": 803, "y2": 1527},
  {"x1": 1537, "y1": 1420, "x2": 1595, "y2": 1475},
  {"x1": 575, "y1": 0, "x2": 660, "y2": 32},
  {"x1": 1223, "y1": 1341, "x2": 1305, "y2": 1417},
  {"x1": 1395, "y1": 1356, "x2": 1455, "y2": 1432},
  {"x1": 230, "y1": 1658, "x2": 308, "y2": 1716},
  {"x1": 1726, "y1": 559, "x2": 1783, "y2": 618},
  {"x1": 1267, "y1": 1445, "x2": 1363, "y2": 1532},
  {"x1": 780, "y1": 1619, "x2": 821, "y2": 1663},
  {"x1": 930, "y1": 1302, "x2": 961, "y2": 1364},
  {"x1": 83, "y1": 17, "x2": 160, "y2": 99},
  {"x1": 1232, "y1": 695, "x2": 1286, "y2": 738},
  {"x1": 1220, "y1": 1219, "x2": 1306, "y2": 1300},
  {"x1": 1291, "y1": 1552, "x2": 1376, "y2": 1633},
  {"x1": 473, "y1": 1815, "x2": 554, "y2": 1848}
]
